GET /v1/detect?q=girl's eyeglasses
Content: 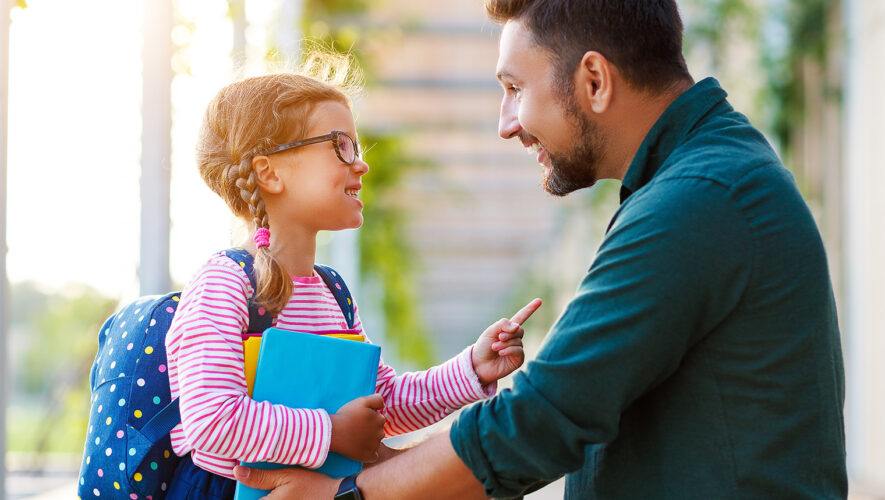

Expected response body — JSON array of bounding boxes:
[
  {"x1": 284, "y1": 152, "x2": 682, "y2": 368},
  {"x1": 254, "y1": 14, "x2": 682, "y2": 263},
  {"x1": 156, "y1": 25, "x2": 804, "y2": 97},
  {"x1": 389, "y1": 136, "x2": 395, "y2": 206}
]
[{"x1": 255, "y1": 130, "x2": 360, "y2": 164}]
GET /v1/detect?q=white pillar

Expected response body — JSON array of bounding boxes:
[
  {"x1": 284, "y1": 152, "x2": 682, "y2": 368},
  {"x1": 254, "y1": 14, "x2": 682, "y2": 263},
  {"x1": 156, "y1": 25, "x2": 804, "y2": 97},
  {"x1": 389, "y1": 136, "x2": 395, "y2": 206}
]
[
  {"x1": 843, "y1": 0, "x2": 885, "y2": 490},
  {"x1": 139, "y1": 0, "x2": 173, "y2": 295},
  {"x1": 276, "y1": 0, "x2": 302, "y2": 63},
  {"x1": 0, "y1": 1, "x2": 10, "y2": 496}
]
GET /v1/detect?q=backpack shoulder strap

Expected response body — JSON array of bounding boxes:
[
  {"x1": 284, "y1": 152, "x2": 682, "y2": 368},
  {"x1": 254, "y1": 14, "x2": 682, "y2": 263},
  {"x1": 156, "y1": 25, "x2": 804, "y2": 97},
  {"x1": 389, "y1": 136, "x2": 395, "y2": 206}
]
[
  {"x1": 314, "y1": 264, "x2": 356, "y2": 330},
  {"x1": 221, "y1": 247, "x2": 274, "y2": 333},
  {"x1": 138, "y1": 398, "x2": 180, "y2": 443},
  {"x1": 217, "y1": 250, "x2": 353, "y2": 332},
  {"x1": 153, "y1": 249, "x2": 272, "y2": 439}
]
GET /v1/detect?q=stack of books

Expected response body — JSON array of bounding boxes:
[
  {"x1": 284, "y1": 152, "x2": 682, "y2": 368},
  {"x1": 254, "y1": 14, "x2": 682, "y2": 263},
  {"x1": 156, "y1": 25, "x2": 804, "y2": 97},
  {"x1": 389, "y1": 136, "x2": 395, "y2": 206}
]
[{"x1": 235, "y1": 328, "x2": 381, "y2": 500}]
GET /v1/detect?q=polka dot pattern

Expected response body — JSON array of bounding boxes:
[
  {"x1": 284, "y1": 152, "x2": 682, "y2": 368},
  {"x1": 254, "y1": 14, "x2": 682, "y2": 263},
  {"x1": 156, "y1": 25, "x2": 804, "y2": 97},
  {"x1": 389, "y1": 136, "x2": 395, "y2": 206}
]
[
  {"x1": 78, "y1": 292, "x2": 183, "y2": 499},
  {"x1": 79, "y1": 248, "x2": 299, "y2": 499}
]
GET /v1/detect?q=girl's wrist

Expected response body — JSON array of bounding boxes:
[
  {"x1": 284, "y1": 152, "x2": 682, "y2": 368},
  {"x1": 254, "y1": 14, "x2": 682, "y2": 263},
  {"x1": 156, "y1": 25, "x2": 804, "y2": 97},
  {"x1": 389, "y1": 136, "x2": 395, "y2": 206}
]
[
  {"x1": 469, "y1": 345, "x2": 487, "y2": 383},
  {"x1": 328, "y1": 412, "x2": 342, "y2": 453}
]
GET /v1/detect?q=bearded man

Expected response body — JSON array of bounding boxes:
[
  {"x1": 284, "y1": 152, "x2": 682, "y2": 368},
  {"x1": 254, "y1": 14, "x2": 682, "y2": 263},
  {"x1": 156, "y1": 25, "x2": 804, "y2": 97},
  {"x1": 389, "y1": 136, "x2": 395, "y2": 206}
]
[{"x1": 235, "y1": 1, "x2": 847, "y2": 498}]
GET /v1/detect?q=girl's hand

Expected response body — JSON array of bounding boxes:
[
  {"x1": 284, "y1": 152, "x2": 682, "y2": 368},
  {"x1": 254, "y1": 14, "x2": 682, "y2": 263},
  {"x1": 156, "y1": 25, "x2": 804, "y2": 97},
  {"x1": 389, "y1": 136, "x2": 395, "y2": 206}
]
[
  {"x1": 472, "y1": 298, "x2": 543, "y2": 385},
  {"x1": 329, "y1": 394, "x2": 386, "y2": 463}
]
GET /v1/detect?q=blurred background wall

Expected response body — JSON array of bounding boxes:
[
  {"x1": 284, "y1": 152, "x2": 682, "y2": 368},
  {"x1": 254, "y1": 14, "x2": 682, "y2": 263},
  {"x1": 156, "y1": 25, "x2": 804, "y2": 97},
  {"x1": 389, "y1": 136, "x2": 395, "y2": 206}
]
[{"x1": 1, "y1": 0, "x2": 882, "y2": 497}]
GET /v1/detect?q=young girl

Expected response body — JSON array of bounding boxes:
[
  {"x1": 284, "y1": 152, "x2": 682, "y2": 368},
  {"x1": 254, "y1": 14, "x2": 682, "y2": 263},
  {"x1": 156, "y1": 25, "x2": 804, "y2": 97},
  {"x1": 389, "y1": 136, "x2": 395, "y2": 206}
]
[{"x1": 163, "y1": 55, "x2": 539, "y2": 499}]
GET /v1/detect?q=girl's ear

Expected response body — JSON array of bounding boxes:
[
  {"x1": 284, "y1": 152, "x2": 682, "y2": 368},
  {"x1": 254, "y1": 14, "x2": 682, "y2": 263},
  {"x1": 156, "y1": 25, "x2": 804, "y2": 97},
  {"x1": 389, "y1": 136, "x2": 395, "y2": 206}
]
[{"x1": 252, "y1": 155, "x2": 284, "y2": 194}]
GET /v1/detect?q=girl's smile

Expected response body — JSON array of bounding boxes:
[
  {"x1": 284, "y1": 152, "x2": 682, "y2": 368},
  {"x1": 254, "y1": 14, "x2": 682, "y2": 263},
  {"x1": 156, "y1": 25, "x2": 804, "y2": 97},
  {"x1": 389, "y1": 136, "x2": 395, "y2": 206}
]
[{"x1": 261, "y1": 100, "x2": 370, "y2": 234}]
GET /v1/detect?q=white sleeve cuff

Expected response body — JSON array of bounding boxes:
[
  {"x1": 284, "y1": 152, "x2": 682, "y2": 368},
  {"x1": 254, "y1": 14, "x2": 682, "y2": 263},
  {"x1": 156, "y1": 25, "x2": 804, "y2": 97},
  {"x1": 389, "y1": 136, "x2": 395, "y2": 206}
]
[{"x1": 458, "y1": 346, "x2": 497, "y2": 400}]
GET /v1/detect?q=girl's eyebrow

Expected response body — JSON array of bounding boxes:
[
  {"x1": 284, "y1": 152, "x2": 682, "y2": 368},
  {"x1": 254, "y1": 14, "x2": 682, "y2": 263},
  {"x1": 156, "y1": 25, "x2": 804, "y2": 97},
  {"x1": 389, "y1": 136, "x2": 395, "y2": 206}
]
[{"x1": 496, "y1": 70, "x2": 517, "y2": 83}]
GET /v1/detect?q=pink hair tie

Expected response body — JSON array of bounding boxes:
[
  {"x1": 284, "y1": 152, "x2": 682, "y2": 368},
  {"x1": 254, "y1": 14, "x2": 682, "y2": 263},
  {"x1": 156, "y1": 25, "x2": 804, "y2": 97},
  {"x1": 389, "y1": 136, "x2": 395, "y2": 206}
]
[{"x1": 254, "y1": 227, "x2": 271, "y2": 249}]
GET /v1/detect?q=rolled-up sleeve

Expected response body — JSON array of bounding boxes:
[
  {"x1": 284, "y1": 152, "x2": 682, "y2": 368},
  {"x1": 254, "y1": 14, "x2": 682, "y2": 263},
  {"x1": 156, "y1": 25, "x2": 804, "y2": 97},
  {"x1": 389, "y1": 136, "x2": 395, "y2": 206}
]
[{"x1": 450, "y1": 177, "x2": 754, "y2": 498}]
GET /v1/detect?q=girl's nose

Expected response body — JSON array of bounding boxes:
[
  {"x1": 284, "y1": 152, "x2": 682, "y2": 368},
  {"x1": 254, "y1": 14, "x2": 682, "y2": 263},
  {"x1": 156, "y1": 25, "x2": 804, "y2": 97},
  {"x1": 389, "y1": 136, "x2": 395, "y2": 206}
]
[{"x1": 352, "y1": 158, "x2": 369, "y2": 175}]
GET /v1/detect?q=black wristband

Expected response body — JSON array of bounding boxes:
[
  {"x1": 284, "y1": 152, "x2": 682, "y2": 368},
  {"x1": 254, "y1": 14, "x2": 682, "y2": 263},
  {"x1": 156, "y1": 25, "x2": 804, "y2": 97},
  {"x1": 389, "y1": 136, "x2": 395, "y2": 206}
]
[{"x1": 334, "y1": 472, "x2": 363, "y2": 500}]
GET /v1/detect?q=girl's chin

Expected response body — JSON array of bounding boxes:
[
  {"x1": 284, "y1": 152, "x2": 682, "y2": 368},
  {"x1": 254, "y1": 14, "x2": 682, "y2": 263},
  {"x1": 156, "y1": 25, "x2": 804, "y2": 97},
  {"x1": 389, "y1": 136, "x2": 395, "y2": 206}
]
[{"x1": 320, "y1": 212, "x2": 364, "y2": 231}]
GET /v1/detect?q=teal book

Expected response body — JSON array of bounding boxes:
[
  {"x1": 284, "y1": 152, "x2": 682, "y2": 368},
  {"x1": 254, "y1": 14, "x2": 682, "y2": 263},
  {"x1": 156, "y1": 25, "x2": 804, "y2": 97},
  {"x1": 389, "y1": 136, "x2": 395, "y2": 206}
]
[{"x1": 234, "y1": 328, "x2": 381, "y2": 500}]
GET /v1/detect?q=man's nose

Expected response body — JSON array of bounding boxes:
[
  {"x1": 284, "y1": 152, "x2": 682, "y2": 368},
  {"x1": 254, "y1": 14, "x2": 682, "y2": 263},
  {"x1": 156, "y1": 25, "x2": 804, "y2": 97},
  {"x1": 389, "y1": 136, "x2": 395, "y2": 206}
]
[{"x1": 498, "y1": 95, "x2": 521, "y2": 140}]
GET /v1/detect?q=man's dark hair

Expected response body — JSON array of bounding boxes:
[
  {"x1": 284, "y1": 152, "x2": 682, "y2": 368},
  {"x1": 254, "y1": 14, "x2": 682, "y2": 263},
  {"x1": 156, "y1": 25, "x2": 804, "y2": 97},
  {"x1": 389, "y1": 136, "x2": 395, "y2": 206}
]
[{"x1": 486, "y1": 0, "x2": 692, "y2": 94}]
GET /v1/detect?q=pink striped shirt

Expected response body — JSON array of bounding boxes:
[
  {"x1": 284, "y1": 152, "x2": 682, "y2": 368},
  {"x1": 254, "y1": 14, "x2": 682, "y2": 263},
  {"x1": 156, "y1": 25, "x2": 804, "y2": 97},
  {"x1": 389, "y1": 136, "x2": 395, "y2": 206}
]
[{"x1": 166, "y1": 253, "x2": 494, "y2": 479}]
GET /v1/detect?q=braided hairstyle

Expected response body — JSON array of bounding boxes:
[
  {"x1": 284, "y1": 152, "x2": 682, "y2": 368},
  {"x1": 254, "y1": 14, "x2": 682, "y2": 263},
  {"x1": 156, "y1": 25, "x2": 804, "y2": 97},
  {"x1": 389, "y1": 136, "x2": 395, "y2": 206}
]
[{"x1": 196, "y1": 55, "x2": 358, "y2": 314}]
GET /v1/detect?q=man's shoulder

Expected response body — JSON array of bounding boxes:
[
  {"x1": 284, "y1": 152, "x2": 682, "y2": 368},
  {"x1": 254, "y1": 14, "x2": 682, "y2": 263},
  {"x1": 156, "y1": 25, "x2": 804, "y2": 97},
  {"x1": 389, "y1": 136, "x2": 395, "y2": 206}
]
[
  {"x1": 662, "y1": 113, "x2": 783, "y2": 183},
  {"x1": 644, "y1": 114, "x2": 802, "y2": 215},
  {"x1": 618, "y1": 160, "x2": 801, "y2": 248}
]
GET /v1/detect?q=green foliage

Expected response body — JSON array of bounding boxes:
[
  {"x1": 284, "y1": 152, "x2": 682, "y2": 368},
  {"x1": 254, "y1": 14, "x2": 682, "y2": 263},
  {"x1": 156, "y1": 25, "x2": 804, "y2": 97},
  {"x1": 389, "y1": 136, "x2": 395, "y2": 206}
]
[
  {"x1": 685, "y1": 0, "x2": 839, "y2": 174},
  {"x1": 763, "y1": 0, "x2": 838, "y2": 161},
  {"x1": 298, "y1": 1, "x2": 372, "y2": 77},
  {"x1": 685, "y1": 0, "x2": 761, "y2": 70},
  {"x1": 305, "y1": 0, "x2": 371, "y2": 17},
  {"x1": 359, "y1": 134, "x2": 434, "y2": 365},
  {"x1": 788, "y1": 0, "x2": 833, "y2": 62},
  {"x1": 9, "y1": 283, "x2": 117, "y2": 454},
  {"x1": 299, "y1": 1, "x2": 435, "y2": 364}
]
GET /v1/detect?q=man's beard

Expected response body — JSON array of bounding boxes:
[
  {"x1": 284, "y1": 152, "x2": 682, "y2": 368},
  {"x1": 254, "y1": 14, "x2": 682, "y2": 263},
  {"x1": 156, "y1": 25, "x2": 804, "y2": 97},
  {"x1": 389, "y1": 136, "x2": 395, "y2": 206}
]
[{"x1": 542, "y1": 90, "x2": 607, "y2": 197}]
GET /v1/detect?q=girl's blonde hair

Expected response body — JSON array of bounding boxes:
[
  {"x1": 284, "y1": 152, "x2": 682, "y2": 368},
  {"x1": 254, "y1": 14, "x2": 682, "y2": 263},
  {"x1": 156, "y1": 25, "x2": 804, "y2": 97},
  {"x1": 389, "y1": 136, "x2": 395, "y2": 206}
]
[{"x1": 197, "y1": 51, "x2": 361, "y2": 315}]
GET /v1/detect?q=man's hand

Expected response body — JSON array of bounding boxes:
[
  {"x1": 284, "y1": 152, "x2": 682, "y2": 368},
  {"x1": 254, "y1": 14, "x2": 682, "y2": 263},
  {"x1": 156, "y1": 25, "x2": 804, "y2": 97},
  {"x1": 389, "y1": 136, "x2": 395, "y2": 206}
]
[
  {"x1": 329, "y1": 394, "x2": 386, "y2": 463},
  {"x1": 233, "y1": 465, "x2": 337, "y2": 500},
  {"x1": 472, "y1": 298, "x2": 543, "y2": 385},
  {"x1": 235, "y1": 432, "x2": 489, "y2": 499}
]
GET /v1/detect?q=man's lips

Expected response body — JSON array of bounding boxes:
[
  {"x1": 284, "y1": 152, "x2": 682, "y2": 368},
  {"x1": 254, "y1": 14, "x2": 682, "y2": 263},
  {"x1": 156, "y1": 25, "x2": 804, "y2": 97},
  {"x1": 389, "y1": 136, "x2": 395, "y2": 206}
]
[
  {"x1": 522, "y1": 140, "x2": 547, "y2": 165},
  {"x1": 517, "y1": 132, "x2": 549, "y2": 166}
]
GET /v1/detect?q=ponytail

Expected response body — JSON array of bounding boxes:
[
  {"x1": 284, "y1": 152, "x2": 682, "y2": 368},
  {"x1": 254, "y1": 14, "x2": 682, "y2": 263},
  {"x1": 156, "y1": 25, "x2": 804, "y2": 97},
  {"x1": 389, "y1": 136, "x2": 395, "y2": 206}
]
[{"x1": 253, "y1": 241, "x2": 293, "y2": 315}]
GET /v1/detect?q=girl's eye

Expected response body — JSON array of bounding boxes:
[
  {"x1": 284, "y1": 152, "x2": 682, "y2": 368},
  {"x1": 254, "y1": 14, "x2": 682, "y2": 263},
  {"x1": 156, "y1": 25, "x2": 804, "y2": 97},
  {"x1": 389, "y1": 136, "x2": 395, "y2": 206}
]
[{"x1": 508, "y1": 85, "x2": 523, "y2": 99}]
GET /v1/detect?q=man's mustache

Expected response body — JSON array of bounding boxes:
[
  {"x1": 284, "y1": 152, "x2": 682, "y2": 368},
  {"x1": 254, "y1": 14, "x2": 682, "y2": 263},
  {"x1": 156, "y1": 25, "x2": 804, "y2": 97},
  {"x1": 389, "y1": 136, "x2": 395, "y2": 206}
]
[{"x1": 518, "y1": 131, "x2": 540, "y2": 148}]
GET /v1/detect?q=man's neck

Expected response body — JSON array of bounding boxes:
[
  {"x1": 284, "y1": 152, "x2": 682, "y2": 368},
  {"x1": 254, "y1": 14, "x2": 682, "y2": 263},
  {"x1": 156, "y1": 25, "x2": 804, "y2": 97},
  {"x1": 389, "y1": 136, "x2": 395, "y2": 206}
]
[{"x1": 606, "y1": 79, "x2": 694, "y2": 181}]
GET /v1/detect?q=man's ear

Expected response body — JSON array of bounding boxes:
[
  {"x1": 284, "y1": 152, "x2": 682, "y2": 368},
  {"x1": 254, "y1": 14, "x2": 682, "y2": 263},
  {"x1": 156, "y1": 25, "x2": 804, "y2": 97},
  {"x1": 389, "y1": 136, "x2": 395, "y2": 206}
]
[
  {"x1": 576, "y1": 51, "x2": 613, "y2": 114},
  {"x1": 251, "y1": 155, "x2": 284, "y2": 194}
]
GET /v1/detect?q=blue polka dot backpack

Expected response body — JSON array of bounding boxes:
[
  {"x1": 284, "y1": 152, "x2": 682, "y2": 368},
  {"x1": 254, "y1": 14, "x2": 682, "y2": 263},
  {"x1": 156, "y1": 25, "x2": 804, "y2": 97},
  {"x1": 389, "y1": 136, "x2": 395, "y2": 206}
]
[{"x1": 77, "y1": 248, "x2": 355, "y2": 500}]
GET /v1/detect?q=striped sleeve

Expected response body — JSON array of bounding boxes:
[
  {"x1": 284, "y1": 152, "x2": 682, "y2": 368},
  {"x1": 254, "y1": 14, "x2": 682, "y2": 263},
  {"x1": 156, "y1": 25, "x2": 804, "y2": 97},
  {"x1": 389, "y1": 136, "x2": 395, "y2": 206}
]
[
  {"x1": 165, "y1": 254, "x2": 331, "y2": 478},
  {"x1": 366, "y1": 318, "x2": 497, "y2": 436}
]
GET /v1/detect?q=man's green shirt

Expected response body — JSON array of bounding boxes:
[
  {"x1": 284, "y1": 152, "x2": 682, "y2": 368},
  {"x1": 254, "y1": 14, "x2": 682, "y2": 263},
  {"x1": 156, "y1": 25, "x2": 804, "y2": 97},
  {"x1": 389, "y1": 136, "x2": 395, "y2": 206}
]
[{"x1": 450, "y1": 78, "x2": 847, "y2": 499}]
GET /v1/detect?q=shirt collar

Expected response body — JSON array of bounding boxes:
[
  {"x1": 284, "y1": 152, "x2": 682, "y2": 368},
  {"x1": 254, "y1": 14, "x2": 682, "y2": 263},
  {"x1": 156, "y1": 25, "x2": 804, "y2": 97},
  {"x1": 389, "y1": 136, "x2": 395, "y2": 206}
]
[{"x1": 619, "y1": 77, "x2": 729, "y2": 203}]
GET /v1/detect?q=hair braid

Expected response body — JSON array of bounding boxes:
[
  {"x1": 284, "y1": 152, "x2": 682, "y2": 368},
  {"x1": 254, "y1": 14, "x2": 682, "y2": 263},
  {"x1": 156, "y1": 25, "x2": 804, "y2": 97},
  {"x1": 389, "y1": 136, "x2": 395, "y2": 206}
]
[
  {"x1": 235, "y1": 159, "x2": 268, "y2": 228},
  {"x1": 234, "y1": 157, "x2": 292, "y2": 314}
]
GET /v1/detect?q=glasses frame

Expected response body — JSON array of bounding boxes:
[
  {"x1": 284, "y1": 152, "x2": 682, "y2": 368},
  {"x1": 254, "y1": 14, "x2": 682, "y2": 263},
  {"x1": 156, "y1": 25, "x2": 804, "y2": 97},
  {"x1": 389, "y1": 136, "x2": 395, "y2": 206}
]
[{"x1": 254, "y1": 130, "x2": 360, "y2": 165}]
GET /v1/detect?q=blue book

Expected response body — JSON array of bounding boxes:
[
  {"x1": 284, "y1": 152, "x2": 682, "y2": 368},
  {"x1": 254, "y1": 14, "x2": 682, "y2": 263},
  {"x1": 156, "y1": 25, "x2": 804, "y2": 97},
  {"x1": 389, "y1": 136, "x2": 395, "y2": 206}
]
[{"x1": 234, "y1": 328, "x2": 381, "y2": 500}]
